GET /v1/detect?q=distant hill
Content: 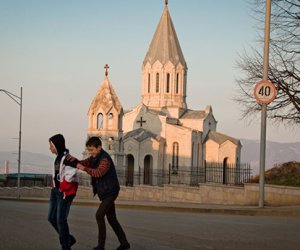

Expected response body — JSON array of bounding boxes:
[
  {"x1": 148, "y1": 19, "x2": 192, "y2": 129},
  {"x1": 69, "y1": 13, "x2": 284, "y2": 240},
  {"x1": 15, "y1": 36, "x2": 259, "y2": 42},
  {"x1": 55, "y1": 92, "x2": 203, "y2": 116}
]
[
  {"x1": 240, "y1": 139, "x2": 300, "y2": 175},
  {"x1": 0, "y1": 151, "x2": 53, "y2": 174},
  {"x1": 248, "y1": 161, "x2": 300, "y2": 187},
  {"x1": 0, "y1": 139, "x2": 300, "y2": 175}
]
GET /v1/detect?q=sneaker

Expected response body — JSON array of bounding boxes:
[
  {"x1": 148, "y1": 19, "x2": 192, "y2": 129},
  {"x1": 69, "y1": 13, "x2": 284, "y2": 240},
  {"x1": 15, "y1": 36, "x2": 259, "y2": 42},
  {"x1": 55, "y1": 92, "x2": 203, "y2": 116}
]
[
  {"x1": 93, "y1": 245, "x2": 105, "y2": 250},
  {"x1": 69, "y1": 235, "x2": 76, "y2": 247},
  {"x1": 115, "y1": 243, "x2": 130, "y2": 250}
]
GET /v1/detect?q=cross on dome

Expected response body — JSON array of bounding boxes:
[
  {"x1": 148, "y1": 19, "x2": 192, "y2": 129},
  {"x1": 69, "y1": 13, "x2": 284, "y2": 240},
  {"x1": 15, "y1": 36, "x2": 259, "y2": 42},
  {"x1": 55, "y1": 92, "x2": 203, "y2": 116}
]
[
  {"x1": 136, "y1": 116, "x2": 146, "y2": 127},
  {"x1": 104, "y1": 64, "x2": 110, "y2": 76}
]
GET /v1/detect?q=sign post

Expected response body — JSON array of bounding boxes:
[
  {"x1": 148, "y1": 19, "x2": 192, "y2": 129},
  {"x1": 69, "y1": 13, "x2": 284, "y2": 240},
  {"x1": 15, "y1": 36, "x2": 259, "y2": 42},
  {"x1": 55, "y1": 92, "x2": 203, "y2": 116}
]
[
  {"x1": 256, "y1": 0, "x2": 274, "y2": 209},
  {"x1": 254, "y1": 78, "x2": 276, "y2": 208}
]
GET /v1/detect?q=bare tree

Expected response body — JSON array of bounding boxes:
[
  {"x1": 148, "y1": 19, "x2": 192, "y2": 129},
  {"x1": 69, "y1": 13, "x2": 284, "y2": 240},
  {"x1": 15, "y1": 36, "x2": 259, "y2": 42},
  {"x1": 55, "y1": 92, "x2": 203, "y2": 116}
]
[{"x1": 235, "y1": 0, "x2": 300, "y2": 125}]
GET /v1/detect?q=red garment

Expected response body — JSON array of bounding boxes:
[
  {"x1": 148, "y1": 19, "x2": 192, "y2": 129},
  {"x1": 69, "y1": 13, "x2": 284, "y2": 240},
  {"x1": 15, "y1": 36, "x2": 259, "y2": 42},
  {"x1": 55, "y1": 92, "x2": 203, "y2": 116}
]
[{"x1": 60, "y1": 177, "x2": 78, "y2": 197}]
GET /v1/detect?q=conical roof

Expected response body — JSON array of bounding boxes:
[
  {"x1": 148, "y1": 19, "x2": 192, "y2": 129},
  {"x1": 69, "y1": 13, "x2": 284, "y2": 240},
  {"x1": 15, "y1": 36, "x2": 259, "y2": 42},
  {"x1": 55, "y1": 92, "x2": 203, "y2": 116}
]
[
  {"x1": 88, "y1": 75, "x2": 122, "y2": 115},
  {"x1": 143, "y1": 4, "x2": 186, "y2": 67}
]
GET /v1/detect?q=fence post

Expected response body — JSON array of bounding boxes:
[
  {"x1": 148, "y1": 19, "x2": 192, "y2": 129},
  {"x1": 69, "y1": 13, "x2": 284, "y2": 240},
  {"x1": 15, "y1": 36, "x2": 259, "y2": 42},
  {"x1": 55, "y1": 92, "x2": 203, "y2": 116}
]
[
  {"x1": 168, "y1": 163, "x2": 171, "y2": 184},
  {"x1": 204, "y1": 162, "x2": 206, "y2": 183}
]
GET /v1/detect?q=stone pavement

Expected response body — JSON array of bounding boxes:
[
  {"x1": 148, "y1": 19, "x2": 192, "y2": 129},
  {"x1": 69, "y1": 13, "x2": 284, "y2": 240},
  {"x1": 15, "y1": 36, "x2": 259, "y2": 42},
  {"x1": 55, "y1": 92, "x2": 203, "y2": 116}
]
[{"x1": 1, "y1": 196, "x2": 300, "y2": 217}]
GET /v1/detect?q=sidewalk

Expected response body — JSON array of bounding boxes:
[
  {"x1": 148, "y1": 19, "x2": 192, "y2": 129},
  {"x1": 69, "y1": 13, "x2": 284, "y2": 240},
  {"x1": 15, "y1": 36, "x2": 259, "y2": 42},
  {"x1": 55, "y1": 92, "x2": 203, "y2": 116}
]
[{"x1": 1, "y1": 195, "x2": 300, "y2": 217}]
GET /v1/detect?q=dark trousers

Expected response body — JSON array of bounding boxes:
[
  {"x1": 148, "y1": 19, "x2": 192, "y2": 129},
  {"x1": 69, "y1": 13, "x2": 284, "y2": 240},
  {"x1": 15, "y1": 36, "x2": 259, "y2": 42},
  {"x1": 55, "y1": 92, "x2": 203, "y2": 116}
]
[
  {"x1": 48, "y1": 187, "x2": 75, "y2": 250},
  {"x1": 96, "y1": 194, "x2": 128, "y2": 247}
]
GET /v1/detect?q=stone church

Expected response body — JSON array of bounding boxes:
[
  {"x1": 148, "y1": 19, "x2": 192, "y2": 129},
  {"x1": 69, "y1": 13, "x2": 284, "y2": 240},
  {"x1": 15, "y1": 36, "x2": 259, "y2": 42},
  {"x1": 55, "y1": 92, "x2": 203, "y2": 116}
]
[{"x1": 85, "y1": 2, "x2": 241, "y2": 186}]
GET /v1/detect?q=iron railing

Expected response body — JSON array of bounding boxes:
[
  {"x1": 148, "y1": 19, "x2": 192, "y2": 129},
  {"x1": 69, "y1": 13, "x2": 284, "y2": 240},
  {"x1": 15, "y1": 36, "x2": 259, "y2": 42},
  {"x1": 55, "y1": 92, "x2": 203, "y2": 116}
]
[
  {"x1": 80, "y1": 162, "x2": 252, "y2": 187},
  {"x1": 0, "y1": 163, "x2": 252, "y2": 187}
]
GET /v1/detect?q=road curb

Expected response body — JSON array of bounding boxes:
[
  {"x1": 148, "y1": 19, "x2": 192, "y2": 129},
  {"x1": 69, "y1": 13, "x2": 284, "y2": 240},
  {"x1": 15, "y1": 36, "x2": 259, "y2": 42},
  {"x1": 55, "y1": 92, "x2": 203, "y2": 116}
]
[{"x1": 1, "y1": 196, "x2": 300, "y2": 217}]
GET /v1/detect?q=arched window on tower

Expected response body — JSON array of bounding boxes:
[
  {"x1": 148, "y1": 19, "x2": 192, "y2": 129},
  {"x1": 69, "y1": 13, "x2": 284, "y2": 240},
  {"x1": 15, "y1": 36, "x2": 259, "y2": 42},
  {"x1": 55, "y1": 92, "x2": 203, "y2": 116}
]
[
  {"x1": 172, "y1": 142, "x2": 179, "y2": 174},
  {"x1": 166, "y1": 73, "x2": 170, "y2": 93},
  {"x1": 148, "y1": 73, "x2": 151, "y2": 93},
  {"x1": 156, "y1": 73, "x2": 159, "y2": 93},
  {"x1": 176, "y1": 73, "x2": 179, "y2": 94},
  {"x1": 108, "y1": 113, "x2": 113, "y2": 129},
  {"x1": 97, "y1": 113, "x2": 103, "y2": 129}
]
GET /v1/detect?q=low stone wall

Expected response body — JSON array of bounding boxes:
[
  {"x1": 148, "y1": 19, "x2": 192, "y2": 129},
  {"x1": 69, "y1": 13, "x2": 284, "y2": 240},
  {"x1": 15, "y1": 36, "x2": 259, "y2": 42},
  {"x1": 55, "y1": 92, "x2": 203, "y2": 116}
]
[
  {"x1": 1, "y1": 183, "x2": 300, "y2": 206},
  {"x1": 118, "y1": 184, "x2": 256, "y2": 205},
  {"x1": 264, "y1": 184, "x2": 300, "y2": 206}
]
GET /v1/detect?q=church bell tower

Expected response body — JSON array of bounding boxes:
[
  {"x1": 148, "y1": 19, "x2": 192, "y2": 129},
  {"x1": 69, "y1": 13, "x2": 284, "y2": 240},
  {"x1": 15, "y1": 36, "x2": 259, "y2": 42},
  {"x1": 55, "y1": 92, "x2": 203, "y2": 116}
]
[
  {"x1": 86, "y1": 64, "x2": 124, "y2": 165},
  {"x1": 141, "y1": 1, "x2": 188, "y2": 114}
]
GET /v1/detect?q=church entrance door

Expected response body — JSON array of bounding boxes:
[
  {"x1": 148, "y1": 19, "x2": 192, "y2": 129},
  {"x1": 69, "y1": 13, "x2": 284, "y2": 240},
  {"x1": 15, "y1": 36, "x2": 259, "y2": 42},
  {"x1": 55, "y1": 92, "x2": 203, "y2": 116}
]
[
  {"x1": 126, "y1": 154, "x2": 134, "y2": 186},
  {"x1": 144, "y1": 155, "x2": 153, "y2": 185}
]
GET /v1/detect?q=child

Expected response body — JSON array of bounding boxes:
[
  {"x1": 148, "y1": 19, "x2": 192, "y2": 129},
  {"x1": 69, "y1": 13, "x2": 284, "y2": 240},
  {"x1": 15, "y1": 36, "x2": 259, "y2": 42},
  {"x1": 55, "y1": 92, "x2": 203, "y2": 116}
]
[
  {"x1": 48, "y1": 133, "x2": 78, "y2": 250},
  {"x1": 66, "y1": 136, "x2": 130, "y2": 250}
]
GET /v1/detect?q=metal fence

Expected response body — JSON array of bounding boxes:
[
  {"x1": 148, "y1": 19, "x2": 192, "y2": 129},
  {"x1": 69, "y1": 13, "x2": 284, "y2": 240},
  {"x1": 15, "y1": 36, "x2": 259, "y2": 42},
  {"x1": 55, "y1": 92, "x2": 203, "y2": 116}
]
[
  {"x1": 0, "y1": 163, "x2": 252, "y2": 188},
  {"x1": 78, "y1": 162, "x2": 252, "y2": 187}
]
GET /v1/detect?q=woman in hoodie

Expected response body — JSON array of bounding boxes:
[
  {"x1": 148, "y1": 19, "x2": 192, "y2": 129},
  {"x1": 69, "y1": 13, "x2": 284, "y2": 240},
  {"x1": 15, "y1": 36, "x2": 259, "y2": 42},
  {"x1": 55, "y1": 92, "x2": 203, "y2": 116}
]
[{"x1": 48, "y1": 133, "x2": 78, "y2": 250}]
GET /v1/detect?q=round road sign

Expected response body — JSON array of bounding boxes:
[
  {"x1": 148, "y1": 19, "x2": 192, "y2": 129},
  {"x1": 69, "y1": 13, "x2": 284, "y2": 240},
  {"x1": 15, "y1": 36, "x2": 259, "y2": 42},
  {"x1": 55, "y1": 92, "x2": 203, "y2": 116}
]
[{"x1": 254, "y1": 80, "x2": 277, "y2": 104}]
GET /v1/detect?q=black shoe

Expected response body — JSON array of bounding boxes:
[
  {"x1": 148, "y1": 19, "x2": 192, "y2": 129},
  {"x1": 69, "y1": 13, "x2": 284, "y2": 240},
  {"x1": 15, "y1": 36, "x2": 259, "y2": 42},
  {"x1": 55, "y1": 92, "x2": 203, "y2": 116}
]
[
  {"x1": 116, "y1": 243, "x2": 130, "y2": 250},
  {"x1": 93, "y1": 246, "x2": 105, "y2": 250},
  {"x1": 69, "y1": 235, "x2": 76, "y2": 247}
]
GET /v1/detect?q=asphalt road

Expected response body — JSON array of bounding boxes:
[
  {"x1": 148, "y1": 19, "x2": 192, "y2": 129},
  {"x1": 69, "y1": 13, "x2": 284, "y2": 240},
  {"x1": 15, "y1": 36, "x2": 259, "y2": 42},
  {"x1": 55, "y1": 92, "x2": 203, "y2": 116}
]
[{"x1": 0, "y1": 200, "x2": 300, "y2": 250}]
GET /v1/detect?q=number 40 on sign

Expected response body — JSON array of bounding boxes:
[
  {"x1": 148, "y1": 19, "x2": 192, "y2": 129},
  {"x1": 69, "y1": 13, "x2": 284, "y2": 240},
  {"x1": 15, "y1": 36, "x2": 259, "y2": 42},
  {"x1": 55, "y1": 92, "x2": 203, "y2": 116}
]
[{"x1": 254, "y1": 80, "x2": 277, "y2": 104}]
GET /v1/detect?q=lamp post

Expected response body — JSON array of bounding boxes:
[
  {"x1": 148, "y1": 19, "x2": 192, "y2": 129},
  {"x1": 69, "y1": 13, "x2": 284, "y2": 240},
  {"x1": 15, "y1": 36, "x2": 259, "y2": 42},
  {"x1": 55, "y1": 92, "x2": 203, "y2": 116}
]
[{"x1": 0, "y1": 87, "x2": 23, "y2": 199}]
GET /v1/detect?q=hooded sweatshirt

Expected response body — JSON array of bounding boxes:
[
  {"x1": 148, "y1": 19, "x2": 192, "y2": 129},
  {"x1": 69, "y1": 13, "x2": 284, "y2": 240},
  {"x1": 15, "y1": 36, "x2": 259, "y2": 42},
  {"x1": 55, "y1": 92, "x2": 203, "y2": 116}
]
[
  {"x1": 49, "y1": 134, "x2": 68, "y2": 188},
  {"x1": 49, "y1": 134, "x2": 78, "y2": 197}
]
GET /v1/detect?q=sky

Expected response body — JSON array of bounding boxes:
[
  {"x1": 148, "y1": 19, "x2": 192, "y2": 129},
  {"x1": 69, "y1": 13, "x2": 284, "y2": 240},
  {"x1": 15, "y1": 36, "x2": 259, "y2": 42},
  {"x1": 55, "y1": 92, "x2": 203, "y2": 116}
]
[{"x1": 0, "y1": 0, "x2": 299, "y2": 160}]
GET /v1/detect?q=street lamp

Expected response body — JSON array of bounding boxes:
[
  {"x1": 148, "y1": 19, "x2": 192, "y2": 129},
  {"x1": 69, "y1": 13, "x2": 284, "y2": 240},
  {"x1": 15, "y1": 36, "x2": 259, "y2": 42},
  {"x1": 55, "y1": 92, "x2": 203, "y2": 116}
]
[{"x1": 0, "y1": 87, "x2": 23, "y2": 199}]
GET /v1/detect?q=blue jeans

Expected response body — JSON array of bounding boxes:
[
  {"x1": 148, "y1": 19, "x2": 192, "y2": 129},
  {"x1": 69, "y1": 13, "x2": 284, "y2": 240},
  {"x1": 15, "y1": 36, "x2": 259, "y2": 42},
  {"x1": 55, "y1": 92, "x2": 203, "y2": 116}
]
[{"x1": 48, "y1": 187, "x2": 75, "y2": 250}]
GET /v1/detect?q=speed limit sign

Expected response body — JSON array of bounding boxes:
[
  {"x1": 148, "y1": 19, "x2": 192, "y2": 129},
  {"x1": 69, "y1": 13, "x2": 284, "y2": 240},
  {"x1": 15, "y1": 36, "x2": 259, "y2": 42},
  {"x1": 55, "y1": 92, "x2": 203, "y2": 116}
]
[{"x1": 254, "y1": 80, "x2": 277, "y2": 104}]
